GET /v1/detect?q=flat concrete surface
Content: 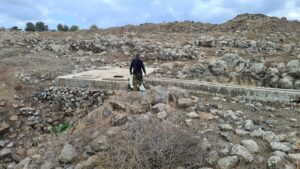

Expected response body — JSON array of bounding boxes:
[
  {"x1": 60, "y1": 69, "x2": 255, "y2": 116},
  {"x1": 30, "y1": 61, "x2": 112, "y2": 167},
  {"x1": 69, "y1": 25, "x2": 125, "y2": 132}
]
[
  {"x1": 57, "y1": 67, "x2": 157, "y2": 82},
  {"x1": 56, "y1": 68, "x2": 300, "y2": 102}
]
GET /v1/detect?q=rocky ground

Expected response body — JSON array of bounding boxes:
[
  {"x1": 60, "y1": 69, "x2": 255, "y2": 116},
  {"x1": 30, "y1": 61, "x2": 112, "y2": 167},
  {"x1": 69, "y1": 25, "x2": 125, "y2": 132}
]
[{"x1": 0, "y1": 13, "x2": 300, "y2": 169}]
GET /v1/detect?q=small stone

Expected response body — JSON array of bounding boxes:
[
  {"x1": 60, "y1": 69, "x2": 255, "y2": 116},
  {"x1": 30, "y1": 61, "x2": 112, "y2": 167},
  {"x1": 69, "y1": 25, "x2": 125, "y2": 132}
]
[
  {"x1": 244, "y1": 120, "x2": 255, "y2": 131},
  {"x1": 157, "y1": 111, "x2": 167, "y2": 120},
  {"x1": 206, "y1": 150, "x2": 219, "y2": 165},
  {"x1": 81, "y1": 155, "x2": 101, "y2": 168},
  {"x1": 185, "y1": 119, "x2": 193, "y2": 126},
  {"x1": 287, "y1": 153, "x2": 300, "y2": 166},
  {"x1": 235, "y1": 129, "x2": 249, "y2": 136},
  {"x1": 90, "y1": 135, "x2": 109, "y2": 152},
  {"x1": 112, "y1": 113, "x2": 128, "y2": 126},
  {"x1": 177, "y1": 98, "x2": 193, "y2": 109},
  {"x1": 41, "y1": 160, "x2": 55, "y2": 169},
  {"x1": 186, "y1": 112, "x2": 199, "y2": 118},
  {"x1": 219, "y1": 124, "x2": 234, "y2": 131},
  {"x1": 0, "y1": 140, "x2": 9, "y2": 148},
  {"x1": 270, "y1": 142, "x2": 291, "y2": 152},
  {"x1": 250, "y1": 128, "x2": 265, "y2": 138},
  {"x1": 231, "y1": 144, "x2": 253, "y2": 162},
  {"x1": 152, "y1": 103, "x2": 166, "y2": 113},
  {"x1": 58, "y1": 144, "x2": 77, "y2": 163},
  {"x1": 0, "y1": 107, "x2": 8, "y2": 114},
  {"x1": 9, "y1": 115, "x2": 18, "y2": 121},
  {"x1": 217, "y1": 156, "x2": 239, "y2": 169},
  {"x1": 0, "y1": 122, "x2": 10, "y2": 134},
  {"x1": 198, "y1": 112, "x2": 214, "y2": 120},
  {"x1": 241, "y1": 140, "x2": 260, "y2": 153},
  {"x1": 0, "y1": 148, "x2": 12, "y2": 159},
  {"x1": 272, "y1": 151, "x2": 286, "y2": 159},
  {"x1": 263, "y1": 131, "x2": 276, "y2": 142}
]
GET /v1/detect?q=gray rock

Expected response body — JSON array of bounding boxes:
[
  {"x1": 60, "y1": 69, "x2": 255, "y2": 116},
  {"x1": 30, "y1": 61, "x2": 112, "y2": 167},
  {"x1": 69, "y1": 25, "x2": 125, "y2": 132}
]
[
  {"x1": 209, "y1": 60, "x2": 228, "y2": 76},
  {"x1": 206, "y1": 150, "x2": 219, "y2": 165},
  {"x1": 263, "y1": 131, "x2": 276, "y2": 142},
  {"x1": 277, "y1": 63, "x2": 286, "y2": 74},
  {"x1": 272, "y1": 151, "x2": 286, "y2": 159},
  {"x1": 186, "y1": 112, "x2": 199, "y2": 118},
  {"x1": 250, "y1": 63, "x2": 266, "y2": 75},
  {"x1": 294, "y1": 80, "x2": 300, "y2": 89},
  {"x1": 278, "y1": 76, "x2": 294, "y2": 89},
  {"x1": 0, "y1": 107, "x2": 8, "y2": 114},
  {"x1": 250, "y1": 129, "x2": 264, "y2": 138},
  {"x1": 287, "y1": 60, "x2": 300, "y2": 78},
  {"x1": 217, "y1": 156, "x2": 239, "y2": 169},
  {"x1": 235, "y1": 129, "x2": 249, "y2": 136},
  {"x1": 241, "y1": 140, "x2": 260, "y2": 153},
  {"x1": 59, "y1": 144, "x2": 77, "y2": 163},
  {"x1": 148, "y1": 85, "x2": 168, "y2": 105},
  {"x1": 0, "y1": 122, "x2": 10, "y2": 135},
  {"x1": 90, "y1": 135, "x2": 109, "y2": 152},
  {"x1": 219, "y1": 124, "x2": 234, "y2": 131},
  {"x1": 157, "y1": 111, "x2": 168, "y2": 120},
  {"x1": 0, "y1": 140, "x2": 9, "y2": 148},
  {"x1": 14, "y1": 157, "x2": 30, "y2": 169},
  {"x1": 152, "y1": 103, "x2": 166, "y2": 113},
  {"x1": 287, "y1": 153, "x2": 300, "y2": 166},
  {"x1": 244, "y1": 119, "x2": 255, "y2": 131},
  {"x1": 41, "y1": 160, "x2": 55, "y2": 169},
  {"x1": 112, "y1": 113, "x2": 128, "y2": 126},
  {"x1": 177, "y1": 98, "x2": 193, "y2": 109},
  {"x1": 267, "y1": 156, "x2": 284, "y2": 169},
  {"x1": 0, "y1": 148, "x2": 11, "y2": 159},
  {"x1": 231, "y1": 144, "x2": 253, "y2": 162},
  {"x1": 219, "y1": 53, "x2": 243, "y2": 69},
  {"x1": 270, "y1": 142, "x2": 291, "y2": 152}
]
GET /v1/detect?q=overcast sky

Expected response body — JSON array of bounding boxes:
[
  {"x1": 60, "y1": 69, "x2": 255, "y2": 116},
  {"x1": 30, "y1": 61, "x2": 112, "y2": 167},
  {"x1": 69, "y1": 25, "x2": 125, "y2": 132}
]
[{"x1": 0, "y1": 0, "x2": 300, "y2": 29}]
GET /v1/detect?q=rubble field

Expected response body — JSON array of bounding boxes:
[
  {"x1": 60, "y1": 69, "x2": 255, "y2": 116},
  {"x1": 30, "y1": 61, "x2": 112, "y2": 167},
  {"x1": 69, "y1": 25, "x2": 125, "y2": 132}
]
[{"x1": 0, "y1": 14, "x2": 300, "y2": 169}]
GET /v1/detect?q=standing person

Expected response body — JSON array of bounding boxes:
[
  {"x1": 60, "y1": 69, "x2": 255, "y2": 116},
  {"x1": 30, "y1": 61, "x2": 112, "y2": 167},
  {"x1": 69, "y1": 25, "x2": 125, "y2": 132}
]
[{"x1": 129, "y1": 53, "x2": 146, "y2": 91}]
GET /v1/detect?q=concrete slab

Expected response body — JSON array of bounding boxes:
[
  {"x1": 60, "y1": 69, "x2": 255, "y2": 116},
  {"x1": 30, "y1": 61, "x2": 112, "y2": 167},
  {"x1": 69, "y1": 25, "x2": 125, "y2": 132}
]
[
  {"x1": 56, "y1": 68, "x2": 300, "y2": 102},
  {"x1": 57, "y1": 67, "x2": 157, "y2": 82}
]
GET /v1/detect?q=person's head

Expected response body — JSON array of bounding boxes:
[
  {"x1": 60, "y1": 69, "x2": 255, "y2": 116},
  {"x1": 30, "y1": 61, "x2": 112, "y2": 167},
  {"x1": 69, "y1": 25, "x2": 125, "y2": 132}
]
[{"x1": 136, "y1": 53, "x2": 140, "y2": 59}]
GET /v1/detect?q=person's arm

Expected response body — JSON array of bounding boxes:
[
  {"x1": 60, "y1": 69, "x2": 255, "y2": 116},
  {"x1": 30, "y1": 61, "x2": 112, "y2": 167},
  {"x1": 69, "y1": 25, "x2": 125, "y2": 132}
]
[
  {"x1": 141, "y1": 61, "x2": 146, "y2": 74},
  {"x1": 129, "y1": 60, "x2": 133, "y2": 75}
]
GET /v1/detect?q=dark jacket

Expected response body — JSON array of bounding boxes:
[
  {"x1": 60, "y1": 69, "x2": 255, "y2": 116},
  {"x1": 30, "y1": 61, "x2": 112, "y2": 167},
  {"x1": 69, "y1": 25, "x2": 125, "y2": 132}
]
[{"x1": 130, "y1": 57, "x2": 146, "y2": 75}]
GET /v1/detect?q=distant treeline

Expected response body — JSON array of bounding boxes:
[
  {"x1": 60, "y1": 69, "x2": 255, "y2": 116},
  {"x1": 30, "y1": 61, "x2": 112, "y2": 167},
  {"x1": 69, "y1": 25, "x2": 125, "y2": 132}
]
[{"x1": 0, "y1": 22, "x2": 99, "y2": 32}]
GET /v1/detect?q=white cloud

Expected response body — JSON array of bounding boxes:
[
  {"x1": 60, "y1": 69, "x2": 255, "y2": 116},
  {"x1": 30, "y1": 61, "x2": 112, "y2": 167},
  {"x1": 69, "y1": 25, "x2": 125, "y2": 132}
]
[{"x1": 167, "y1": 7, "x2": 182, "y2": 19}]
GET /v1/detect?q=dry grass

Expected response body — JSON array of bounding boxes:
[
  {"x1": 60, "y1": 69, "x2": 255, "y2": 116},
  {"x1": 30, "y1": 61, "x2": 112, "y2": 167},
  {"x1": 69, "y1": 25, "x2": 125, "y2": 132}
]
[{"x1": 101, "y1": 119, "x2": 205, "y2": 169}]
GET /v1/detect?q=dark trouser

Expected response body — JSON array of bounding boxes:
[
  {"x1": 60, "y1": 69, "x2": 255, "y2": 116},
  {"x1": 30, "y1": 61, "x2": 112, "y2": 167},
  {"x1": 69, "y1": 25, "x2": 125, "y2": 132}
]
[{"x1": 133, "y1": 73, "x2": 143, "y2": 91}]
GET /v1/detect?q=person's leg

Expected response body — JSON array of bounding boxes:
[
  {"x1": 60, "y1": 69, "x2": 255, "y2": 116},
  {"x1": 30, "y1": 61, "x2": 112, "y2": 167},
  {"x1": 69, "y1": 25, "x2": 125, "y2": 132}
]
[{"x1": 133, "y1": 75, "x2": 139, "y2": 91}]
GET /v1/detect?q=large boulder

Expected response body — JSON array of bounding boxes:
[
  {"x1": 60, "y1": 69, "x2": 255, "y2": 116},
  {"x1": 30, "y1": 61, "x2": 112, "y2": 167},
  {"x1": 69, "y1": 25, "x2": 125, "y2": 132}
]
[
  {"x1": 217, "y1": 156, "x2": 239, "y2": 169},
  {"x1": 230, "y1": 144, "x2": 253, "y2": 162},
  {"x1": 294, "y1": 80, "x2": 300, "y2": 89},
  {"x1": 219, "y1": 53, "x2": 247, "y2": 71},
  {"x1": 209, "y1": 60, "x2": 228, "y2": 76},
  {"x1": 287, "y1": 60, "x2": 300, "y2": 78},
  {"x1": 249, "y1": 63, "x2": 266, "y2": 75},
  {"x1": 278, "y1": 76, "x2": 294, "y2": 89},
  {"x1": 148, "y1": 85, "x2": 168, "y2": 105},
  {"x1": 59, "y1": 144, "x2": 77, "y2": 163},
  {"x1": 177, "y1": 98, "x2": 193, "y2": 109},
  {"x1": 241, "y1": 140, "x2": 260, "y2": 153}
]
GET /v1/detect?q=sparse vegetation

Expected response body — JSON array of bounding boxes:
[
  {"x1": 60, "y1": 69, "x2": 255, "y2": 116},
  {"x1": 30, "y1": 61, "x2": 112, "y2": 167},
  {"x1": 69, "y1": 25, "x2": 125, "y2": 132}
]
[{"x1": 102, "y1": 120, "x2": 204, "y2": 169}]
